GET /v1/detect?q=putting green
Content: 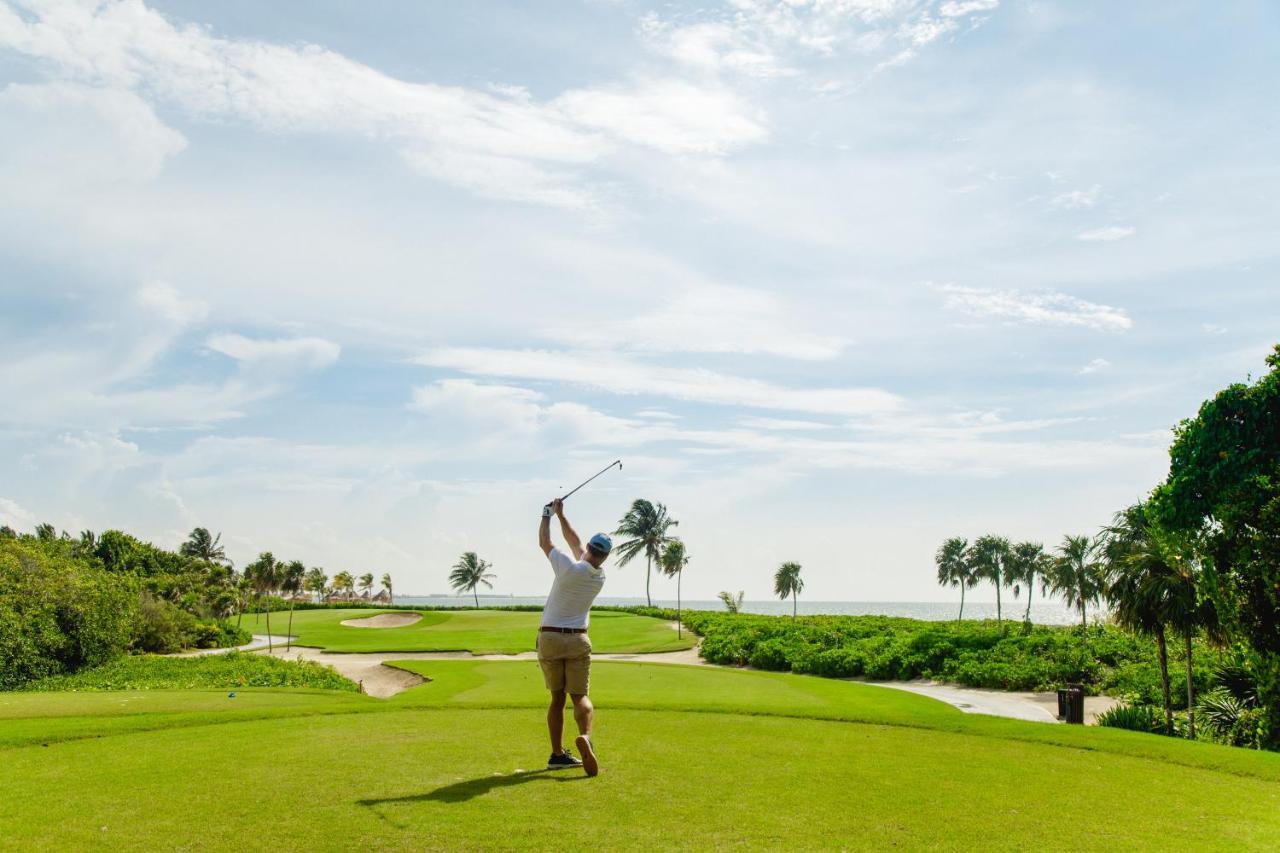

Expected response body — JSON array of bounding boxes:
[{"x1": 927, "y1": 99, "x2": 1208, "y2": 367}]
[{"x1": 246, "y1": 608, "x2": 692, "y2": 654}]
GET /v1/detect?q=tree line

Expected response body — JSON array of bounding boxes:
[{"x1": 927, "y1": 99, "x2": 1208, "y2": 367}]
[{"x1": 936, "y1": 344, "x2": 1280, "y2": 748}]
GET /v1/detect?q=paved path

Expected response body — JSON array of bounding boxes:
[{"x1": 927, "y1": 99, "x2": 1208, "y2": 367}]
[
  {"x1": 175, "y1": 635, "x2": 294, "y2": 657},
  {"x1": 867, "y1": 680, "x2": 1120, "y2": 724}
]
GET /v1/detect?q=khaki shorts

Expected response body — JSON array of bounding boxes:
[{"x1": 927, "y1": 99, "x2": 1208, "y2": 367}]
[{"x1": 536, "y1": 630, "x2": 592, "y2": 695}]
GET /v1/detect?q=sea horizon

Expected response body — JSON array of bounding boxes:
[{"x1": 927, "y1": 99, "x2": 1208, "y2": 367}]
[{"x1": 391, "y1": 595, "x2": 1091, "y2": 625}]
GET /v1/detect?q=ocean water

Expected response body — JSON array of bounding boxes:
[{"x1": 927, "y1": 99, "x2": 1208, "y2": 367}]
[{"x1": 396, "y1": 596, "x2": 1088, "y2": 626}]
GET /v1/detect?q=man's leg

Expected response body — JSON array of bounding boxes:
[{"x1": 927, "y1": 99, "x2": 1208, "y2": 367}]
[
  {"x1": 571, "y1": 694, "x2": 599, "y2": 777},
  {"x1": 547, "y1": 689, "x2": 567, "y2": 754},
  {"x1": 570, "y1": 693, "x2": 594, "y2": 737}
]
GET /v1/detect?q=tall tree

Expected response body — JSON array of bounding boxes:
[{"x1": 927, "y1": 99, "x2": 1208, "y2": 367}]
[
  {"x1": 358, "y1": 572, "x2": 374, "y2": 600},
  {"x1": 244, "y1": 552, "x2": 280, "y2": 652},
  {"x1": 967, "y1": 535, "x2": 1011, "y2": 633},
  {"x1": 774, "y1": 562, "x2": 804, "y2": 618},
  {"x1": 659, "y1": 539, "x2": 689, "y2": 637},
  {"x1": 450, "y1": 552, "x2": 496, "y2": 607},
  {"x1": 281, "y1": 560, "x2": 306, "y2": 652},
  {"x1": 934, "y1": 537, "x2": 973, "y2": 622},
  {"x1": 1007, "y1": 541, "x2": 1049, "y2": 624},
  {"x1": 1050, "y1": 534, "x2": 1105, "y2": 630},
  {"x1": 1105, "y1": 505, "x2": 1176, "y2": 732},
  {"x1": 332, "y1": 571, "x2": 354, "y2": 600},
  {"x1": 304, "y1": 568, "x2": 328, "y2": 603},
  {"x1": 381, "y1": 573, "x2": 393, "y2": 604},
  {"x1": 1153, "y1": 343, "x2": 1280, "y2": 749},
  {"x1": 614, "y1": 499, "x2": 679, "y2": 607},
  {"x1": 0, "y1": 525, "x2": 15, "y2": 539},
  {"x1": 180, "y1": 528, "x2": 232, "y2": 567},
  {"x1": 34, "y1": 523, "x2": 57, "y2": 542}
]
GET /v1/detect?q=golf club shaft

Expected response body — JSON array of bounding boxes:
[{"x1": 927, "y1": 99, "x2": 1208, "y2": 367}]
[{"x1": 549, "y1": 459, "x2": 622, "y2": 506}]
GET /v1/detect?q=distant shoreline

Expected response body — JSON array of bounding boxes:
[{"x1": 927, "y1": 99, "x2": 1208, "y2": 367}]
[{"x1": 388, "y1": 596, "x2": 1094, "y2": 626}]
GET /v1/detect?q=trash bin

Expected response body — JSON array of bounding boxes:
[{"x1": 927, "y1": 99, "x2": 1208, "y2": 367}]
[{"x1": 1059, "y1": 683, "x2": 1084, "y2": 725}]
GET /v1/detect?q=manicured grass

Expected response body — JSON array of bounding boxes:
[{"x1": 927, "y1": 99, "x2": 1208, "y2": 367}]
[
  {"x1": 4, "y1": 661, "x2": 1278, "y2": 849},
  {"x1": 251, "y1": 607, "x2": 692, "y2": 654},
  {"x1": 5, "y1": 704, "x2": 1279, "y2": 849},
  {"x1": 20, "y1": 651, "x2": 359, "y2": 693}
]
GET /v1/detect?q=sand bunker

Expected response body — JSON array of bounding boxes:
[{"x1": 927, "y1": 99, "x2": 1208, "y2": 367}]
[{"x1": 340, "y1": 612, "x2": 423, "y2": 629}]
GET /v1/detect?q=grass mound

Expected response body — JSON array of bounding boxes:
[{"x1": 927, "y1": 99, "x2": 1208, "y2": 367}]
[{"x1": 19, "y1": 651, "x2": 359, "y2": 693}]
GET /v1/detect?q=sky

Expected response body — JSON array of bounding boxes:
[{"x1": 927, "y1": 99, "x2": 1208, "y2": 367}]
[{"x1": 1, "y1": 0, "x2": 1277, "y2": 603}]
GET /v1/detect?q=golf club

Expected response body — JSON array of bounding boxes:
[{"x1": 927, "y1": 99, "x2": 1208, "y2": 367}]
[{"x1": 545, "y1": 459, "x2": 622, "y2": 511}]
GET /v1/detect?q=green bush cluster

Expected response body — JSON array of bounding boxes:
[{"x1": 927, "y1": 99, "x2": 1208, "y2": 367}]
[
  {"x1": 0, "y1": 536, "x2": 252, "y2": 689},
  {"x1": 0, "y1": 538, "x2": 139, "y2": 689},
  {"x1": 21, "y1": 651, "x2": 359, "y2": 692},
  {"x1": 639, "y1": 609, "x2": 1224, "y2": 700}
]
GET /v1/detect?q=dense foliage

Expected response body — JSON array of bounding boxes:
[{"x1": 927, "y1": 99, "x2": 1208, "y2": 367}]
[
  {"x1": 0, "y1": 538, "x2": 138, "y2": 689},
  {"x1": 21, "y1": 651, "x2": 359, "y2": 692},
  {"x1": 0, "y1": 529, "x2": 251, "y2": 688},
  {"x1": 1153, "y1": 343, "x2": 1280, "y2": 749},
  {"x1": 631, "y1": 608, "x2": 1224, "y2": 702}
]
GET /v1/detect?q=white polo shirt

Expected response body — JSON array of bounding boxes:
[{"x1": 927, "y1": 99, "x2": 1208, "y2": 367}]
[{"x1": 541, "y1": 546, "x2": 606, "y2": 630}]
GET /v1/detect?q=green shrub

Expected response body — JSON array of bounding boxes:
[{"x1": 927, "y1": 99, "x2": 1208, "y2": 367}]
[
  {"x1": 0, "y1": 538, "x2": 138, "y2": 689},
  {"x1": 21, "y1": 651, "x2": 359, "y2": 692},
  {"x1": 1097, "y1": 703, "x2": 1163, "y2": 734}
]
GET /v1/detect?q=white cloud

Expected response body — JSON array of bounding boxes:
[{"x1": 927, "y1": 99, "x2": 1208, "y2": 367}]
[
  {"x1": 136, "y1": 282, "x2": 208, "y2": 326},
  {"x1": 1077, "y1": 225, "x2": 1136, "y2": 242},
  {"x1": 1050, "y1": 185, "x2": 1100, "y2": 210},
  {"x1": 641, "y1": 0, "x2": 998, "y2": 83},
  {"x1": 557, "y1": 285, "x2": 847, "y2": 360},
  {"x1": 0, "y1": 81, "x2": 186, "y2": 187},
  {"x1": 0, "y1": 496, "x2": 37, "y2": 530},
  {"x1": 0, "y1": 0, "x2": 766, "y2": 208},
  {"x1": 415, "y1": 347, "x2": 903, "y2": 416},
  {"x1": 739, "y1": 417, "x2": 834, "y2": 431},
  {"x1": 937, "y1": 284, "x2": 1132, "y2": 332},
  {"x1": 939, "y1": 0, "x2": 1000, "y2": 16},
  {"x1": 205, "y1": 334, "x2": 341, "y2": 371},
  {"x1": 1202, "y1": 323, "x2": 1227, "y2": 335},
  {"x1": 1077, "y1": 358, "x2": 1111, "y2": 375}
]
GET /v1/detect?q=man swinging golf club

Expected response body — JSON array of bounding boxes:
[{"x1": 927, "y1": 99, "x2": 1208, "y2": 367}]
[{"x1": 538, "y1": 496, "x2": 611, "y2": 777}]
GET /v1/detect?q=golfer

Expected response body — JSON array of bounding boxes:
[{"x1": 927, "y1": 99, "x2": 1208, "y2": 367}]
[{"x1": 537, "y1": 497, "x2": 610, "y2": 776}]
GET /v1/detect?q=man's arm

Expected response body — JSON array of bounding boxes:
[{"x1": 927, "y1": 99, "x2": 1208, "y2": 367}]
[
  {"x1": 553, "y1": 499, "x2": 584, "y2": 560},
  {"x1": 539, "y1": 505, "x2": 554, "y2": 556}
]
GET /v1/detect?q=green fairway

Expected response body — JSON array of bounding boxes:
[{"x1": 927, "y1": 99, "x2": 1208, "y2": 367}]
[
  {"x1": 247, "y1": 607, "x2": 692, "y2": 654},
  {"x1": 5, "y1": 661, "x2": 1280, "y2": 850}
]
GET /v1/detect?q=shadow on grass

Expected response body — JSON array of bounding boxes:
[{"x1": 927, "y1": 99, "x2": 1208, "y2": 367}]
[{"x1": 359, "y1": 768, "x2": 586, "y2": 807}]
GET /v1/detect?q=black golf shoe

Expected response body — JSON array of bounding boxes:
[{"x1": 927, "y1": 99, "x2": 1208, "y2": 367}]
[{"x1": 546, "y1": 751, "x2": 582, "y2": 770}]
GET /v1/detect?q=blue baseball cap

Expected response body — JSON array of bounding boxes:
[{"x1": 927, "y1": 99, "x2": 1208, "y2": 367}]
[{"x1": 588, "y1": 533, "x2": 613, "y2": 555}]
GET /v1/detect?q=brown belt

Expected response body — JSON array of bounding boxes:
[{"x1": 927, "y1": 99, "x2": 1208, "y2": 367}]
[{"x1": 540, "y1": 626, "x2": 587, "y2": 634}]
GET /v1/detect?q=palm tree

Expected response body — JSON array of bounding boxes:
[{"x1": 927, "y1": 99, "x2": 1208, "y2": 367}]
[
  {"x1": 717, "y1": 590, "x2": 745, "y2": 614},
  {"x1": 1007, "y1": 541, "x2": 1049, "y2": 624},
  {"x1": 659, "y1": 539, "x2": 689, "y2": 637},
  {"x1": 774, "y1": 562, "x2": 804, "y2": 618},
  {"x1": 180, "y1": 527, "x2": 232, "y2": 567},
  {"x1": 0, "y1": 525, "x2": 15, "y2": 539},
  {"x1": 304, "y1": 568, "x2": 328, "y2": 603},
  {"x1": 381, "y1": 573, "x2": 393, "y2": 604},
  {"x1": 450, "y1": 552, "x2": 496, "y2": 607},
  {"x1": 234, "y1": 575, "x2": 252, "y2": 630},
  {"x1": 244, "y1": 552, "x2": 280, "y2": 652},
  {"x1": 1051, "y1": 534, "x2": 1105, "y2": 630},
  {"x1": 35, "y1": 522, "x2": 57, "y2": 541},
  {"x1": 359, "y1": 572, "x2": 374, "y2": 600},
  {"x1": 614, "y1": 499, "x2": 679, "y2": 607},
  {"x1": 967, "y1": 535, "x2": 1011, "y2": 633},
  {"x1": 934, "y1": 537, "x2": 973, "y2": 622},
  {"x1": 332, "y1": 571, "x2": 355, "y2": 600},
  {"x1": 281, "y1": 560, "x2": 305, "y2": 652}
]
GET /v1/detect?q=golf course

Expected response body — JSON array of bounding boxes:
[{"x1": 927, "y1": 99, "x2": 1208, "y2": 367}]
[{"x1": 3, "y1": 608, "x2": 1278, "y2": 851}]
